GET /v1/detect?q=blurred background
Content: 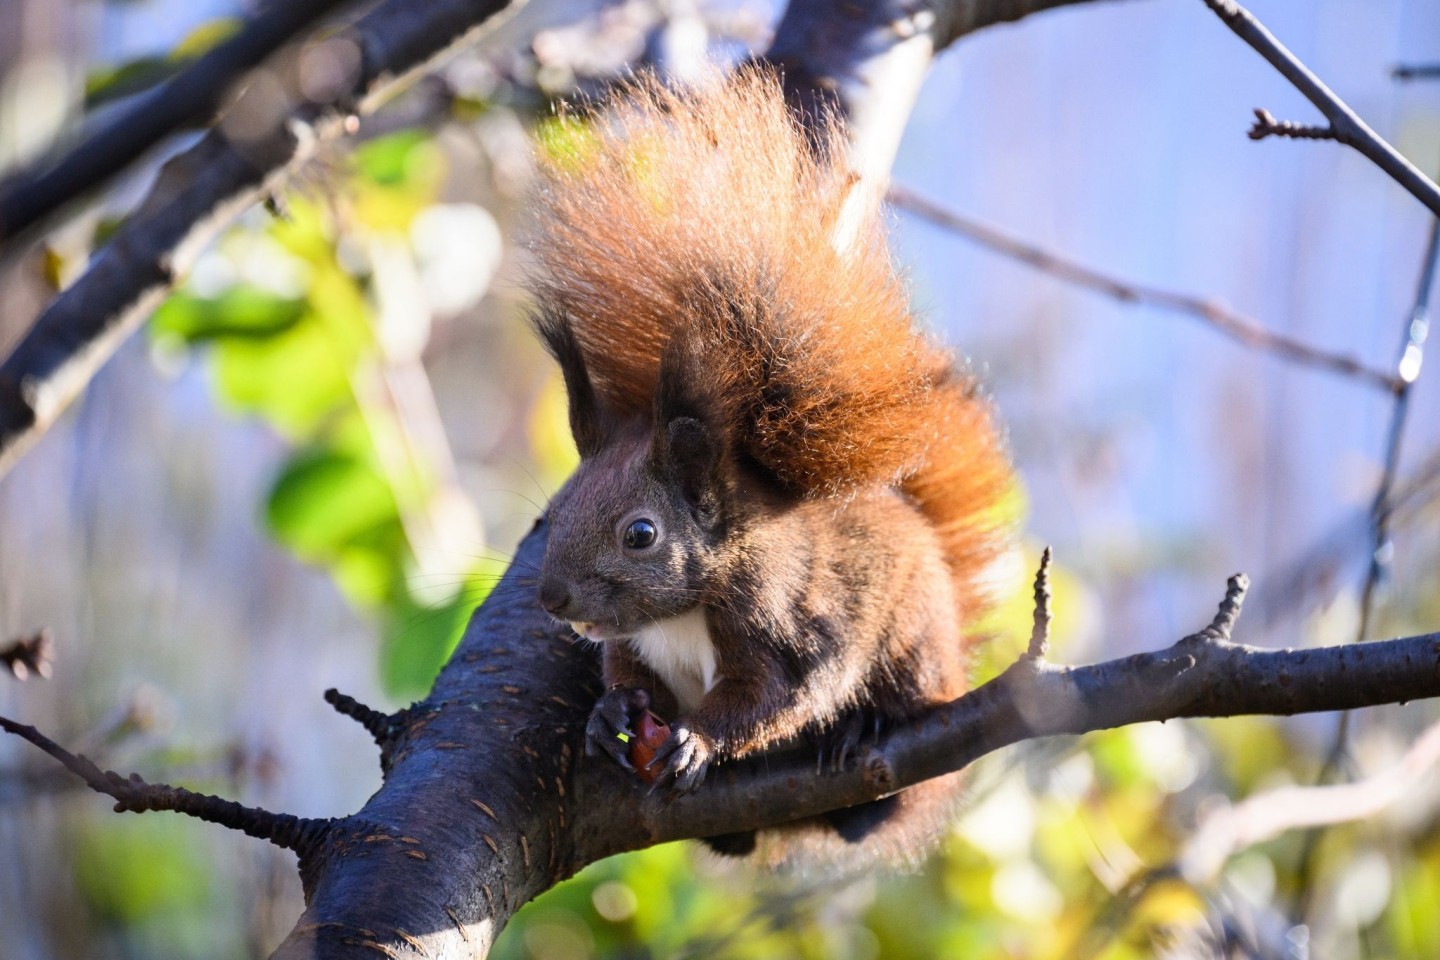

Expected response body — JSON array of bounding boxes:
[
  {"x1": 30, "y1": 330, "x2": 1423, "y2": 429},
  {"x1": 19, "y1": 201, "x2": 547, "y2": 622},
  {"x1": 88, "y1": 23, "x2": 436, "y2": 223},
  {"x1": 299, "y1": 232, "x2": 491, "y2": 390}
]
[{"x1": 1, "y1": 0, "x2": 1439, "y2": 957}]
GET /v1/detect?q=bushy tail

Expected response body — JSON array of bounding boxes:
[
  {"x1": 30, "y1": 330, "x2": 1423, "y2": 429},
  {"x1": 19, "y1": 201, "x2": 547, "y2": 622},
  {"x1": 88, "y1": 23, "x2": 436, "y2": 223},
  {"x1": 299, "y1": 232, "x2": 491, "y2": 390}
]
[
  {"x1": 905, "y1": 352, "x2": 1015, "y2": 626},
  {"x1": 528, "y1": 67, "x2": 1014, "y2": 621}
]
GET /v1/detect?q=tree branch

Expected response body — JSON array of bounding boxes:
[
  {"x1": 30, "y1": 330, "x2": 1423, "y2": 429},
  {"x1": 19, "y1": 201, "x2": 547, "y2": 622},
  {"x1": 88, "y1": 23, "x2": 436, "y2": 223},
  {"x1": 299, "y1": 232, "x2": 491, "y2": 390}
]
[
  {"x1": 10, "y1": 528, "x2": 1440, "y2": 960},
  {"x1": 637, "y1": 575, "x2": 1440, "y2": 846},
  {"x1": 0, "y1": 0, "x2": 528, "y2": 482},
  {"x1": 0, "y1": 713, "x2": 330, "y2": 855},
  {"x1": 1393, "y1": 64, "x2": 1440, "y2": 82},
  {"x1": 887, "y1": 184, "x2": 1401, "y2": 390},
  {"x1": 0, "y1": 0, "x2": 367, "y2": 252},
  {"x1": 1200, "y1": 0, "x2": 1440, "y2": 217},
  {"x1": 766, "y1": 0, "x2": 1135, "y2": 188}
]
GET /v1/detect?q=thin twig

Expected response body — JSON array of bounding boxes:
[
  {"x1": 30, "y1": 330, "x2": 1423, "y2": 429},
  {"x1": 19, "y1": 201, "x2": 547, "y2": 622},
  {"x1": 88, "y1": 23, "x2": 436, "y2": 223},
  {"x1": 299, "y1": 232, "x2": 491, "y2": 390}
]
[
  {"x1": 888, "y1": 185, "x2": 1400, "y2": 391},
  {"x1": 1357, "y1": 215, "x2": 1440, "y2": 644},
  {"x1": 0, "y1": 714, "x2": 330, "y2": 854},
  {"x1": 1199, "y1": 0, "x2": 1440, "y2": 217},
  {"x1": 1291, "y1": 196, "x2": 1440, "y2": 918},
  {"x1": 1027, "y1": 547, "x2": 1054, "y2": 660},
  {"x1": 0, "y1": 0, "x2": 366, "y2": 250},
  {"x1": 1248, "y1": 108, "x2": 1333, "y2": 142},
  {"x1": 1188, "y1": 574, "x2": 1249, "y2": 643},
  {"x1": 324, "y1": 688, "x2": 399, "y2": 746},
  {"x1": 1393, "y1": 64, "x2": 1440, "y2": 82},
  {"x1": 1253, "y1": 433, "x2": 1440, "y2": 629}
]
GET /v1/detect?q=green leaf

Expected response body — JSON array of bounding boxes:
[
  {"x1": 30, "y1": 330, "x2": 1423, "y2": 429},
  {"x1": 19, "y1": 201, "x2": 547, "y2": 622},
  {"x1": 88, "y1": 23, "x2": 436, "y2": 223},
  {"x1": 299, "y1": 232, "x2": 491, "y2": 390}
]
[
  {"x1": 85, "y1": 56, "x2": 180, "y2": 109},
  {"x1": 209, "y1": 317, "x2": 354, "y2": 436},
  {"x1": 72, "y1": 818, "x2": 211, "y2": 923},
  {"x1": 378, "y1": 557, "x2": 507, "y2": 696},
  {"x1": 266, "y1": 449, "x2": 399, "y2": 561},
  {"x1": 151, "y1": 287, "x2": 307, "y2": 343},
  {"x1": 85, "y1": 19, "x2": 240, "y2": 109},
  {"x1": 171, "y1": 18, "x2": 243, "y2": 59},
  {"x1": 354, "y1": 129, "x2": 439, "y2": 187}
]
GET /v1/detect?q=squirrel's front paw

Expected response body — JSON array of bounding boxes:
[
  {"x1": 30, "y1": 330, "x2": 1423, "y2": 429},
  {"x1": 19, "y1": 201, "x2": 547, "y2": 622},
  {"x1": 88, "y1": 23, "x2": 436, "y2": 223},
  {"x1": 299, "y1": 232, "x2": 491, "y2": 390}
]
[
  {"x1": 586, "y1": 687, "x2": 651, "y2": 771},
  {"x1": 646, "y1": 722, "x2": 713, "y2": 797}
]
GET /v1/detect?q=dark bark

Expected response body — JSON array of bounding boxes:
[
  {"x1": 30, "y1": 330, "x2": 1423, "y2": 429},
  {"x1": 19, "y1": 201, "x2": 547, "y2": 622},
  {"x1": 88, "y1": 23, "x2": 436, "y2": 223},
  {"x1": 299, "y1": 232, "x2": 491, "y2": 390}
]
[
  {"x1": 0, "y1": 0, "x2": 369, "y2": 251},
  {"x1": 0, "y1": 0, "x2": 526, "y2": 480}
]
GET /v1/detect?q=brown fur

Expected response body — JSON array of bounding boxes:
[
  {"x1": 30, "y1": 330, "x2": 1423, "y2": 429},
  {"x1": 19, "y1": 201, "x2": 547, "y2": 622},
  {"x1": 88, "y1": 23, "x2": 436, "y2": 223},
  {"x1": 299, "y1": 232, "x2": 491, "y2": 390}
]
[{"x1": 527, "y1": 68, "x2": 1014, "y2": 869}]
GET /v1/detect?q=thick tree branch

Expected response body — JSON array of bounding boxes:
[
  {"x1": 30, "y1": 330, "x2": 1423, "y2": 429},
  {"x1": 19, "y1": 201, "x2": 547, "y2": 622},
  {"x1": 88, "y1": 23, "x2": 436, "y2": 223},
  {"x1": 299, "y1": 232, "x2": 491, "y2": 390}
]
[
  {"x1": 767, "y1": 0, "x2": 1133, "y2": 188},
  {"x1": 0, "y1": 0, "x2": 367, "y2": 251},
  {"x1": 1200, "y1": 0, "x2": 1440, "y2": 217},
  {"x1": 888, "y1": 184, "x2": 1401, "y2": 391},
  {"x1": 0, "y1": 0, "x2": 528, "y2": 482}
]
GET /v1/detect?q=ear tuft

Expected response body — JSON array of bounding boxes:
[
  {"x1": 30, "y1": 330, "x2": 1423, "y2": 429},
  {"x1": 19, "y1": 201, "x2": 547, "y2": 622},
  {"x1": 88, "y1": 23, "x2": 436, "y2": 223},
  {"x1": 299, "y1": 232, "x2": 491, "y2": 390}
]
[{"x1": 532, "y1": 307, "x2": 612, "y2": 457}]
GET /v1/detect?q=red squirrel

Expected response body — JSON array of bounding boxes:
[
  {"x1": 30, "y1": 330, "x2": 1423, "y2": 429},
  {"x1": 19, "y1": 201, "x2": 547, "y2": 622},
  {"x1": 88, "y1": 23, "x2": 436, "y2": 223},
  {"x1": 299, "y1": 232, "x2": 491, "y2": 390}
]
[{"x1": 527, "y1": 68, "x2": 1013, "y2": 866}]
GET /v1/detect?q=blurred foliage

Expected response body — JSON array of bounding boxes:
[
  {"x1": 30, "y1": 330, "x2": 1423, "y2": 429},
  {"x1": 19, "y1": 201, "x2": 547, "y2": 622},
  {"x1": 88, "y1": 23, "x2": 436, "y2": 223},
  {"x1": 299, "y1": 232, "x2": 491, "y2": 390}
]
[{"x1": 148, "y1": 128, "x2": 497, "y2": 700}]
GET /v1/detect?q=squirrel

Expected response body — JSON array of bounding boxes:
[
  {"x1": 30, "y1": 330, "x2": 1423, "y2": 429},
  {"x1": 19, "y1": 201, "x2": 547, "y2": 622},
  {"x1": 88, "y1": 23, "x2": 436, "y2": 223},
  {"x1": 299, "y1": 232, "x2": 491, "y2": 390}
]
[{"x1": 525, "y1": 67, "x2": 1013, "y2": 868}]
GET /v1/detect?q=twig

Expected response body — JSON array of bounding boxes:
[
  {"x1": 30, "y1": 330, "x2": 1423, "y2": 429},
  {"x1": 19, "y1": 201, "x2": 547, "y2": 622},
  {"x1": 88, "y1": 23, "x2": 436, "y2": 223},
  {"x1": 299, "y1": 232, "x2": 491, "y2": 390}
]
[
  {"x1": 888, "y1": 185, "x2": 1400, "y2": 391},
  {"x1": 0, "y1": 629, "x2": 52, "y2": 681},
  {"x1": 1357, "y1": 216, "x2": 1439, "y2": 643},
  {"x1": 324, "y1": 688, "x2": 396, "y2": 744},
  {"x1": 0, "y1": 714, "x2": 329, "y2": 854},
  {"x1": 1290, "y1": 187, "x2": 1440, "y2": 918},
  {"x1": 0, "y1": 0, "x2": 527, "y2": 482},
  {"x1": 1253, "y1": 433, "x2": 1440, "y2": 629},
  {"x1": 1393, "y1": 64, "x2": 1440, "y2": 82},
  {"x1": 642, "y1": 574, "x2": 1440, "y2": 845},
  {"x1": 1199, "y1": 0, "x2": 1440, "y2": 217},
  {"x1": 323, "y1": 687, "x2": 413, "y2": 763},
  {"x1": 0, "y1": 0, "x2": 366, "y2": 251},
  {"x1": 1248, "y1": 108, "x2": 1332, "y2": 142},
  {"x1": 1027, "y1": 547, "x2": 1054, "y2": 660},
  {"x1": 1190, "y1": 573, "x2": 1248, "y2": 642}
]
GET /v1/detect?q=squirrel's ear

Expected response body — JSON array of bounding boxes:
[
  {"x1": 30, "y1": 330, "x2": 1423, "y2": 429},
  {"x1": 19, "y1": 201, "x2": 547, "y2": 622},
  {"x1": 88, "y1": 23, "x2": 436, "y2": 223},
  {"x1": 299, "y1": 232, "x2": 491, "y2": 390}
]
[
  {"x1": 532, "y1": 308, "x2": 612, "y2": 457},
  {"x1": 662, "y1": 416, "x2": 724, "y2": 522},
  {"x1": 654, "y1": 331, "x2": 727, "y2": 521}
]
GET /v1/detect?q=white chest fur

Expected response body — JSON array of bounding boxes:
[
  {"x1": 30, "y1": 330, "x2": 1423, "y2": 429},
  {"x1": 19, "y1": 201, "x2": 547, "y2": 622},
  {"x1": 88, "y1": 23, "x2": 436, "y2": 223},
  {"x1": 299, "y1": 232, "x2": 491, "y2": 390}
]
[{"x1": 625, "y1": 608, "x2": 717, "y2": 714}]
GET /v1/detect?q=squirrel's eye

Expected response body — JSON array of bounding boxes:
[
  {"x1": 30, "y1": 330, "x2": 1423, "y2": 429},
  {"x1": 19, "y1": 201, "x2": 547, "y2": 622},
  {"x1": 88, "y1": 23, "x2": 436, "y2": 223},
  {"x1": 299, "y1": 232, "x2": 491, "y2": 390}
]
[{"x1": 623, "y1": 518, "x2": 658, "y2": 550}]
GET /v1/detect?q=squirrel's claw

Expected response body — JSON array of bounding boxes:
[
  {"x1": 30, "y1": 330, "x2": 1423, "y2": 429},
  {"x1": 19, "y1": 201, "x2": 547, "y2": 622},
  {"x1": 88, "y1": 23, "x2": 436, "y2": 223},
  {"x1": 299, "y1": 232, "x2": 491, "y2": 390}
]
[
  {"x1": 586, "y1": 687, "x2": 651, "y2": 771},
  {"x1": 646, "y1": 723, "x2": 712, "y2": 798},
  {"x1": 817, "y1": 710, "x2": 884, "y2": 775}
]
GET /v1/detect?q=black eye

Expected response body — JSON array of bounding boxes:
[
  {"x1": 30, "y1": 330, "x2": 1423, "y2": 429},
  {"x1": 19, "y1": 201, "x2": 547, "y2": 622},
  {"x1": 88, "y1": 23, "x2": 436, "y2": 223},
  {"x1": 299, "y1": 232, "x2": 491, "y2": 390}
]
[{"x1": 623, "y1": 518, "x2": 658, "y2": 550}]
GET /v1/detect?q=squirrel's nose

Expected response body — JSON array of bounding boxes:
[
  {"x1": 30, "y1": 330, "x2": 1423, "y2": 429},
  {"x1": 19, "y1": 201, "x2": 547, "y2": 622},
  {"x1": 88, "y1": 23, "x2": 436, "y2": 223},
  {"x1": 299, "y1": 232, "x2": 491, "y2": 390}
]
[{"x1": 538, "y1": 578, "x2": 572, "y2": 615}]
